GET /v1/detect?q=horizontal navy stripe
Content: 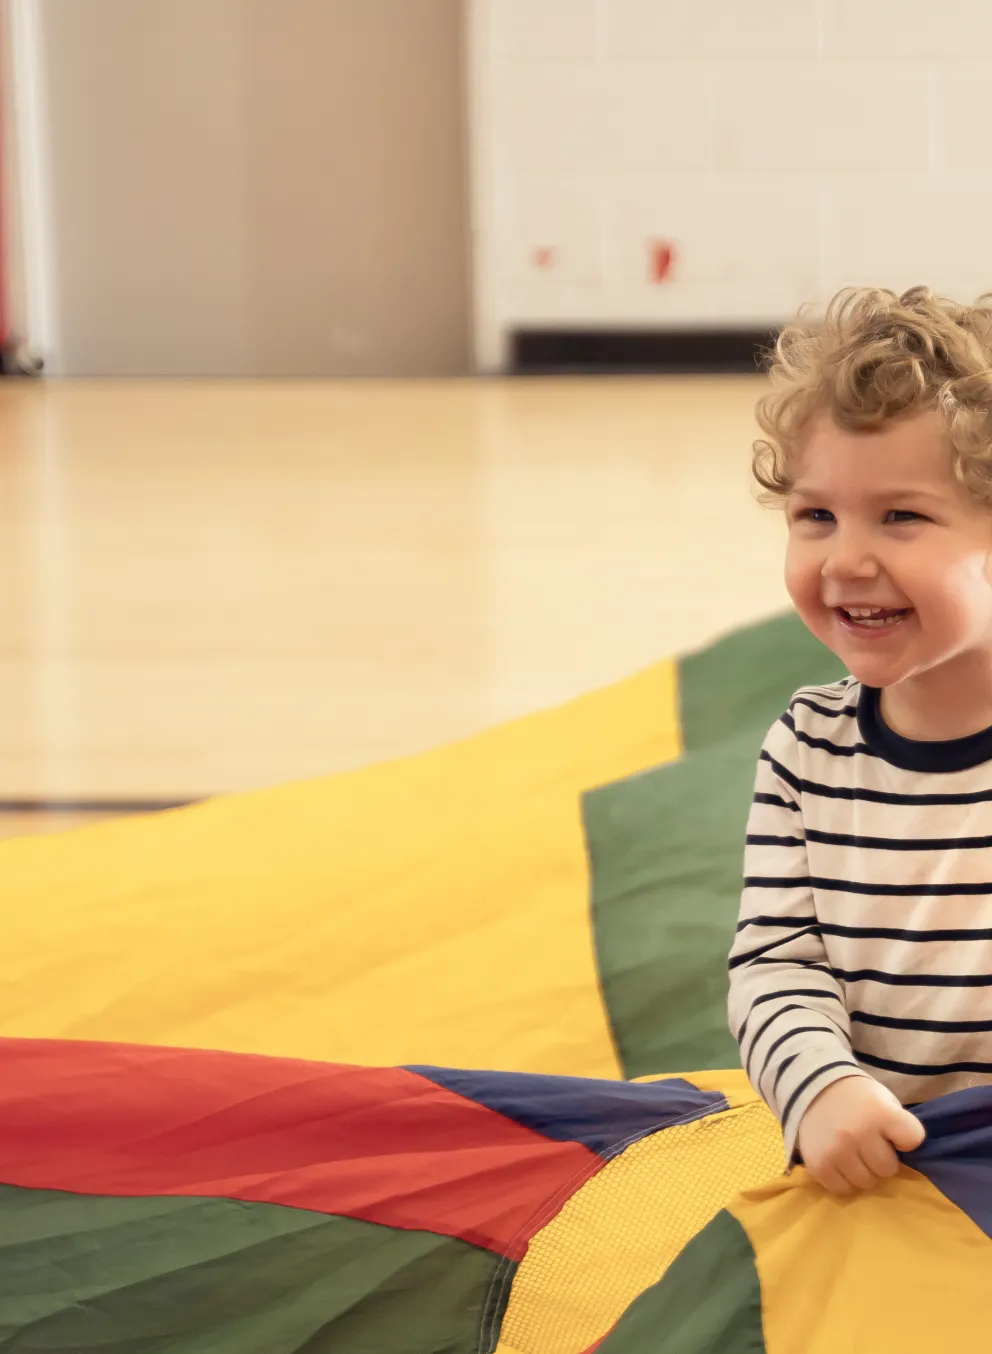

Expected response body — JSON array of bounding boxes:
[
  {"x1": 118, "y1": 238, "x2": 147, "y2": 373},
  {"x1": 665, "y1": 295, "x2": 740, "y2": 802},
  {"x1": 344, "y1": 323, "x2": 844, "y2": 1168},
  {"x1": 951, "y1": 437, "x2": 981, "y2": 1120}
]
[
  {"x1": 791, "y1": 696, "x2": 857, "y2": 720},
  {"x1": 758, "y1": 1026, "x2": 844, "y2": 1088},
  {"x1": 736, "y1": 914, "x2": 819, "y2": 932},
  {"x1": 772, "y1": 1052, "x2": 799, "y2": 1093},
  {"x1": 781, "y1": 717, "x2": 874, "y2": 759},
  {"x1": 728, "y1": 926, "x2": 820, "y2": 969},
  {"x1": 743, "y1": 1003, "x2": 846, "y2": 1076},
  {"x1": 795, "y1": 732, "x2": 874, "y2": 759},
  {"x1": 749, "y1": 958, "x2": 833, "y2": 976},
  {"x1": 819, "y1": 877, "x2": 992, "y2": 897},
  {"x1": 820, "y1": 921, "x2": 992, "y2": 943},
  {"x1": 753, "y1": 791, "x2": 801, "y2": 813},
  {"x1": 742, "y1": 1004, "x2": 808, "y2": 1073},
  {"x1": 742, "y1": 919, "x2": 992, "y2": 945},
  {"x1": 746, "y1": 875, "x2": 992, "y2": 897},
  {"x1": 782, "y1": 1060, "x2": 858, "y2": 1126},
  {"x1": 836, "y1": 967, "x2": 992, "y2": 987},
  {"x1": 735, "y1": 990, "x2": 846, "y2": 1049},
  {"x1": 730, "y1": 915, "x2": 817, "y2": 936},
  {"x1": 761, "y1": 750, "x2": 992, "y2": 806},
  {"x1": 804, "y1": 827, "x2": 992, "y2": 852},
  {"x1": 851, "y1": 1010, "x2": 992, "y2": 1034},
  {"x1": 796, "y1": 683, "x2": 852, "y2": 703},
  {"x1": 759, "y1": 754, "x2": 805, "y2": 796},
  {"x1": 745, "y1": 876, "x2": 812, "y2": 890},
  {"x1": 746, "y1": 825, "x2": 992, "y2": 852},
  {"x1": 855, "y1": 1049, "x2": 992, "y2": 1077}
]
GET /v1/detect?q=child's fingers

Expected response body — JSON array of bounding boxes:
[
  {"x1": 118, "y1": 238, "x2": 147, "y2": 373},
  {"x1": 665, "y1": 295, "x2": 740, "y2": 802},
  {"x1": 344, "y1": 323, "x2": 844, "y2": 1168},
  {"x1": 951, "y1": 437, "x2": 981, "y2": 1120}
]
[
  {"x1": 811, "y1": 1161, "x2": 854, "y2": 1196},
  {"x1": 887, "y1": 1108, "x2": 926, "y2": 1152},
  {"x1": 858, "y1": 1132, "x2": 901, "y2": 1181},
  {"x1": 808, "y1": 1141, "x2": 875, "y2": 1195},
  {"x1": 834, "y1": 1148, "x2": 877, "y2": 1193}
]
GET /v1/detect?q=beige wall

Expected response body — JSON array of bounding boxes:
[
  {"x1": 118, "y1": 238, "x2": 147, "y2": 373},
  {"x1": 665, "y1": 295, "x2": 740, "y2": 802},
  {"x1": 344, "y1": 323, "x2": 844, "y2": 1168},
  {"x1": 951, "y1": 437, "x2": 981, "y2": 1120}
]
[{"x1": 36, "y1": 0, "x2": 470, "y2": 376}]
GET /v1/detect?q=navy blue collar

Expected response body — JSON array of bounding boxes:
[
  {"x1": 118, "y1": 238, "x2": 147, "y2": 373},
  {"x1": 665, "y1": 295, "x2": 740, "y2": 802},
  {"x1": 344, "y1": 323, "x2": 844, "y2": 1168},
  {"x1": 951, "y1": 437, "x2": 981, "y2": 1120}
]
[{"x1": 858, "y1": 685, "x2": 992, "y2": 773}]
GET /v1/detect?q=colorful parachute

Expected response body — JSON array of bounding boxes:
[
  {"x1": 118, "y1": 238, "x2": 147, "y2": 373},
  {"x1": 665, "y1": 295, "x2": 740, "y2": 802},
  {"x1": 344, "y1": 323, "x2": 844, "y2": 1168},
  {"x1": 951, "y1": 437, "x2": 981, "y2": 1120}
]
[
  {"x1": 8, "y1": 614, "x2": 975, "y2": 1351},
  {"x1": 596, "y1": 1086, "x2": 992, "y2": 1354},
  {"x1": 0, "y1": 1042, "x2": 782, "y2": 1351},
  {"x1": 0, "y1": 613, "x2": 843, "y2": 1081},
  {"x1": 3, "y1": 1039, "x2": 989, "y2": 1351}
]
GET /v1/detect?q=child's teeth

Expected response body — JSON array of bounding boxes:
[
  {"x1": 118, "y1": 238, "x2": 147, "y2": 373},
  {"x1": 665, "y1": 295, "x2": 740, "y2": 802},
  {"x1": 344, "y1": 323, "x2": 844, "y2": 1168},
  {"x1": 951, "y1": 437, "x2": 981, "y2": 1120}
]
[{"x1": 845, "y1": 609, "x2": 904, "y2": 628}]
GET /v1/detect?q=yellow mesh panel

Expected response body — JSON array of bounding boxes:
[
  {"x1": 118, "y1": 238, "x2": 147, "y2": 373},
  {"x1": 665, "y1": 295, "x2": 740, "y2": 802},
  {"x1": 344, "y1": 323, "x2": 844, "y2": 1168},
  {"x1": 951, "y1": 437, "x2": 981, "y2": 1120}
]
[{"x1": 496, "y1": 1100, "x2": 784, "y2": 1354}]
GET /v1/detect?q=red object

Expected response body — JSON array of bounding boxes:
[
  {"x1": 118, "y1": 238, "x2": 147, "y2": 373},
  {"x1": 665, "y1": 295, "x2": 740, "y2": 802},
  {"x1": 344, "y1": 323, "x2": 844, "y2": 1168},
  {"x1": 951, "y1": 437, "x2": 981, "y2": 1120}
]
[
  {"x1": 534, "y1": 246, "x2": 556, "y2": 270},
  {"x1": 650, "y1": 240, "x2": 675, "y2": 284},
  {"x1": 0, "y1": 1038, "x2": 602, "y2": 1258}
]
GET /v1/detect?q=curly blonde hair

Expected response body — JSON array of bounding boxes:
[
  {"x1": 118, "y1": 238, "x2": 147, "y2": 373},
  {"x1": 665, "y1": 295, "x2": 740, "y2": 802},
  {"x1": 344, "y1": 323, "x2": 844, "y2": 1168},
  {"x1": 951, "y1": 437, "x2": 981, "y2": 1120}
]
[{"x1": 753, "y1": 285, "x2": 992, "y2": 505}]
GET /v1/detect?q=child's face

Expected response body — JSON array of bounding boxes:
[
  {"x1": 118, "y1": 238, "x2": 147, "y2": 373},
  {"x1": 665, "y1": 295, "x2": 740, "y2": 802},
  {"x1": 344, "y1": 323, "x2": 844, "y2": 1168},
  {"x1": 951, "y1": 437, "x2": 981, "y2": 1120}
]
[{"x1": 785, "y1": 410, "x2": 992, "y2": 691}]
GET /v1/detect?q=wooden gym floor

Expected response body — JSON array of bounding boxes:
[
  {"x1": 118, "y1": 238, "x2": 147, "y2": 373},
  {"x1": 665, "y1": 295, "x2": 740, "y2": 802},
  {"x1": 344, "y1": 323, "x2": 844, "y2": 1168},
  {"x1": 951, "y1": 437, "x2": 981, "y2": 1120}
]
[{"x1": 0, "y1": 376, "x2": 788, "y2": 842}]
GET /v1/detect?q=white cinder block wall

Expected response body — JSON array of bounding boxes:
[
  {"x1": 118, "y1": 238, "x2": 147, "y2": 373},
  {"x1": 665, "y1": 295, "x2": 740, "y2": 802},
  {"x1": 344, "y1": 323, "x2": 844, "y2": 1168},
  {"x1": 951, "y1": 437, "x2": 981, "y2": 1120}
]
[{"x1": 469, "y1": 0, "x2": 992, "y2": 369}]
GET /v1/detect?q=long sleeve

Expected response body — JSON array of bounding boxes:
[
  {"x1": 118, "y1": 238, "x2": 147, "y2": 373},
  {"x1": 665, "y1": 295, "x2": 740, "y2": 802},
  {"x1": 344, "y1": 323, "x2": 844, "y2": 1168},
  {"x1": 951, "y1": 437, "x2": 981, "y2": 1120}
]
[{"x1": 728, "y1": 714, "x2": 869, "y2": 1161}]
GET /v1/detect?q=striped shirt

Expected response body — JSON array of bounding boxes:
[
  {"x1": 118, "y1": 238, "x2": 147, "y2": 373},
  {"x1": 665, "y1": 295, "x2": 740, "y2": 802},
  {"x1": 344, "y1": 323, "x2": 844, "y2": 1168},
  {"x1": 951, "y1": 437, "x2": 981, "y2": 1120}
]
[{"x1": 729, "y1": 677, "x2": 992, "y2": 1160}]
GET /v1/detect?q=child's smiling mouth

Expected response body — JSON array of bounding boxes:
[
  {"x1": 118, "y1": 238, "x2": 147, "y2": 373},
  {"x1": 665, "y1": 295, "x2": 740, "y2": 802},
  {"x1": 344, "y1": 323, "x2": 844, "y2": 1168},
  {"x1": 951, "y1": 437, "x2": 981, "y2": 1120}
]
[{"x1": 835, "y1": 605, "x2": 913, "y2": 633}]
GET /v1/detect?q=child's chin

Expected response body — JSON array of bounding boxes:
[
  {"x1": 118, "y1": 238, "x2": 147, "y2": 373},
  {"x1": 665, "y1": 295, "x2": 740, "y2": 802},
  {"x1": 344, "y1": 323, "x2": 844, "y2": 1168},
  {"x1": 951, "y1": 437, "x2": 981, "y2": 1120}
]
[{"x1": 840, "y1": 653, "x2": 908, "y2": 689}]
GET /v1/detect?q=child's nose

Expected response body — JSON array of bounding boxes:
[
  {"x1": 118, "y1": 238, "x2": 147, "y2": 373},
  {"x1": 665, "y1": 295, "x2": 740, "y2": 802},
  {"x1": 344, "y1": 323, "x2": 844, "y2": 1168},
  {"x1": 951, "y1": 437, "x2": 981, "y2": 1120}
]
[{"x1": 820, "y1": 527, "x2": 879, "y2": 580}]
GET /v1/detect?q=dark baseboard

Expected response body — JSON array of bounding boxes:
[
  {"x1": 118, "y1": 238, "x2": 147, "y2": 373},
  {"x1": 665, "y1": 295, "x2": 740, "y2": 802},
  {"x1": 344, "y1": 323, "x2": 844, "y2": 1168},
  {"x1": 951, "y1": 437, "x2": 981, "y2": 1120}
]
[
  {"x1": 0, "y1": 798, "x2": 196, "y2": 815},
  {"x1": 510, "y1": 327, "x2": 779, "y2": 375}
]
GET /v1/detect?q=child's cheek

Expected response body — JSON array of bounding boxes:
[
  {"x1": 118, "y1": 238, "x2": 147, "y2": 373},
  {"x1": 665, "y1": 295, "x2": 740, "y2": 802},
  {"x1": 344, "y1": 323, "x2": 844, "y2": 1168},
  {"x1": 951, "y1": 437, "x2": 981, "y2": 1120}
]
[
  {"x1": 784, "y1": 539, "x2": 816, "y2": 611},
  {"x1": 916, "y1": 548, "x2": 982, "y2": 616},
  {"x1": 784, "y1": 541, "x2": 835, "y2": 647},
  {"x1": 934, "y1": 550, "x2": 992, "y2": 636}
]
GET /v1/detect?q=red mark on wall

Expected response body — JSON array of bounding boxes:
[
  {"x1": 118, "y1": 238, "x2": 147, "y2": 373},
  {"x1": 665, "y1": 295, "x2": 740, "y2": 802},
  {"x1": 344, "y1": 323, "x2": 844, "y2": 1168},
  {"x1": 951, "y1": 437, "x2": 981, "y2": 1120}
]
[
  {"x1": 650, "y1": 240, "x2": 676, "y2": 283},
  {"x1": 534, "y1": 246, "x2": 556, "y2": 270}
]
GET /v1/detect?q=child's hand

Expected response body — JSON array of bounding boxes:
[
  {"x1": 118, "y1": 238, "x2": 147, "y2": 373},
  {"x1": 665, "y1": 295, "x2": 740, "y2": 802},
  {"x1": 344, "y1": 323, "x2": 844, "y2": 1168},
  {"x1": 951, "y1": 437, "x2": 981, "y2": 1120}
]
[{"x1": 796, "y1": 1075, "x2": 926, "y2": 1195}]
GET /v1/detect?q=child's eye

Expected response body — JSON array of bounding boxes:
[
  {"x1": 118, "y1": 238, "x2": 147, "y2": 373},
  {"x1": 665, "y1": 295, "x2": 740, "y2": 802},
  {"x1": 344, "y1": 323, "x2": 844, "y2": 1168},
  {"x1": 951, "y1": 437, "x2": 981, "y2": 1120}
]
[
  {"x1": 885, "y1": 510, "x2": 928, "y2": 524},
  {"x1": 795, "y1": 508, "x2": 835, "y2": 523}
]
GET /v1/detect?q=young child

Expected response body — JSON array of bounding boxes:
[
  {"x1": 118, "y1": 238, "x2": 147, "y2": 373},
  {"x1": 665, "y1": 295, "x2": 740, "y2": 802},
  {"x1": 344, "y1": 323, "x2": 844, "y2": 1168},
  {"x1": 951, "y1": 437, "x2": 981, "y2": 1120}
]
[{"x1": 728, "y1": 285, "x2": 992, "y2": 1196}]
